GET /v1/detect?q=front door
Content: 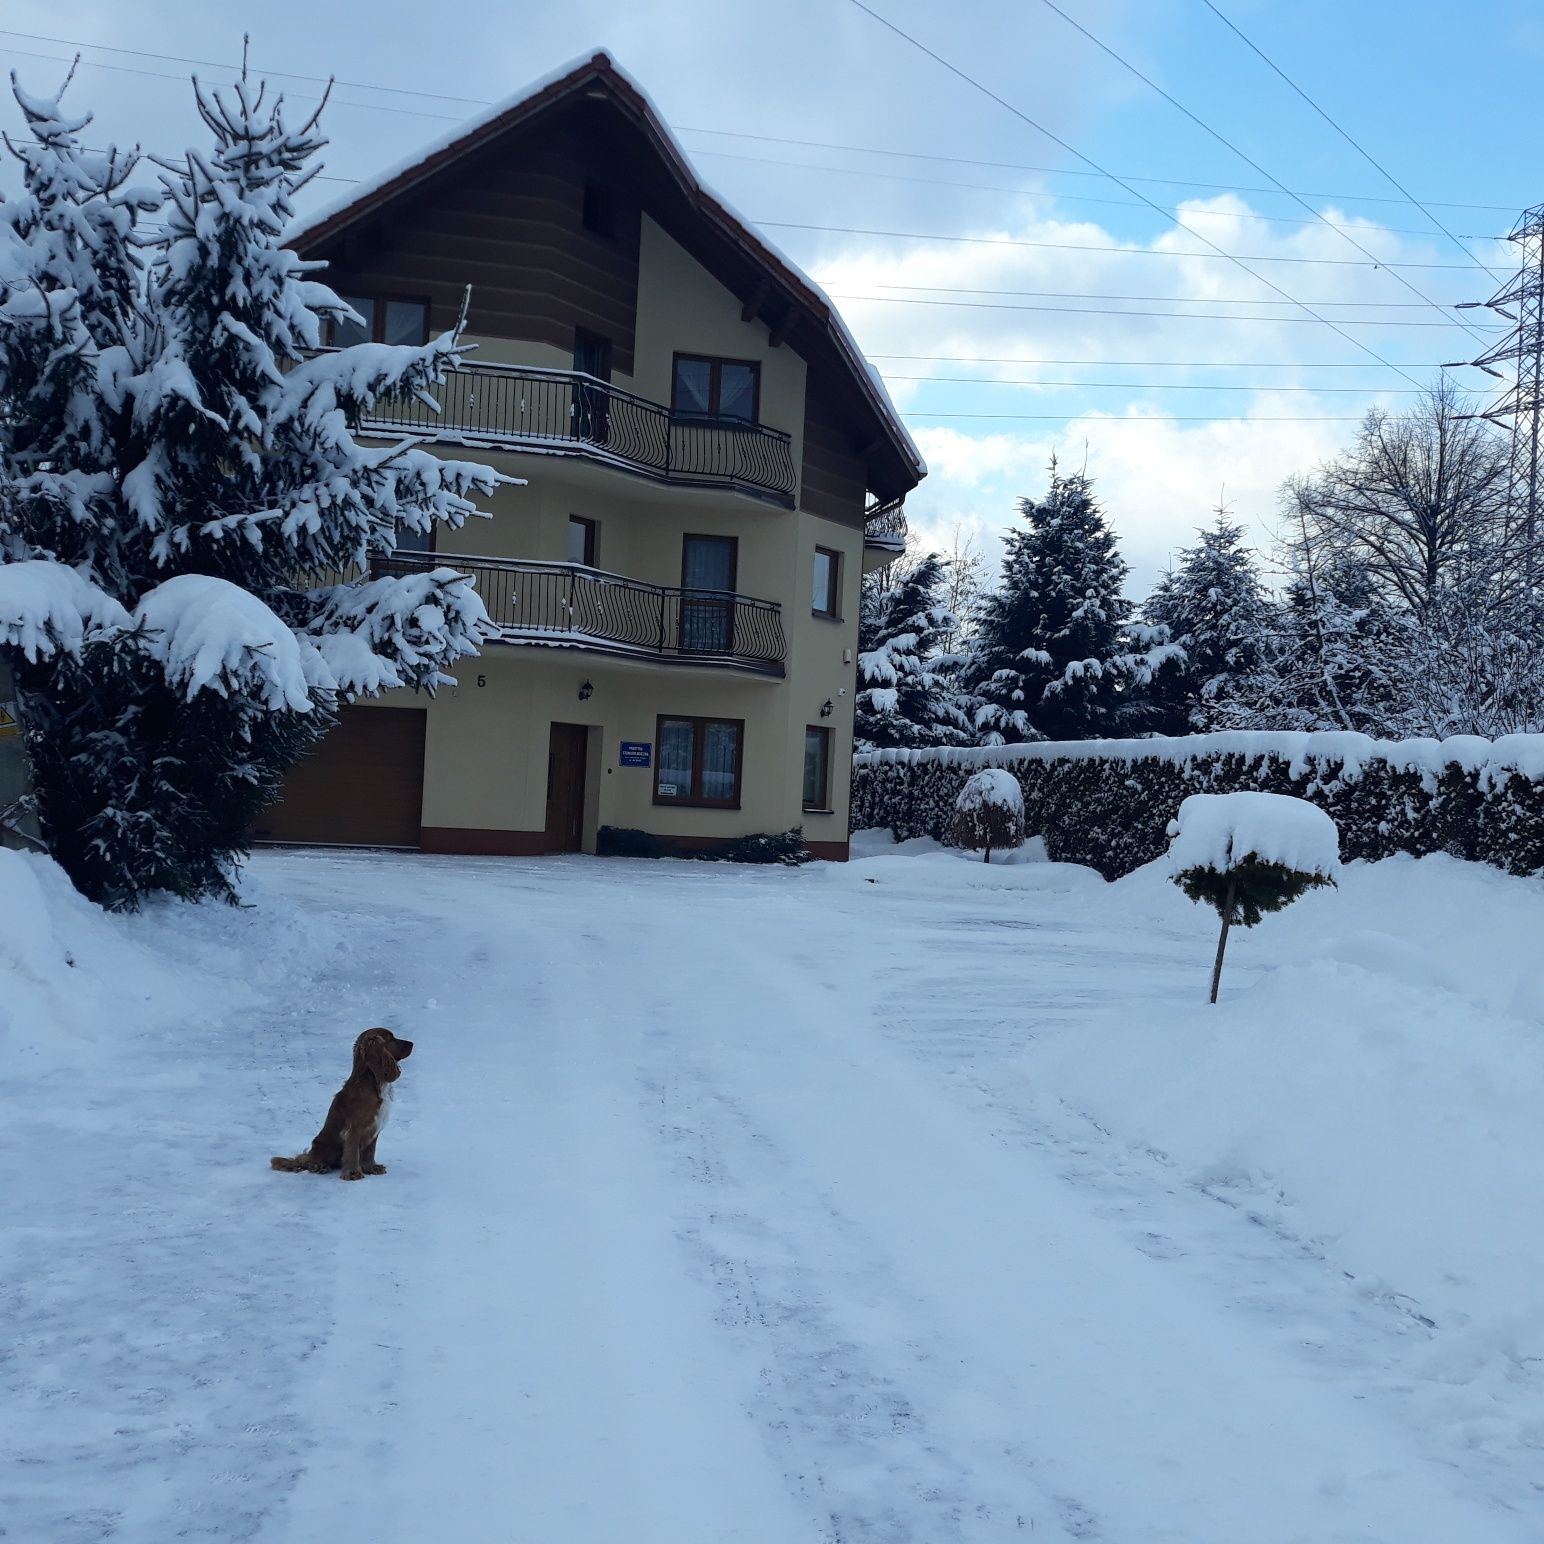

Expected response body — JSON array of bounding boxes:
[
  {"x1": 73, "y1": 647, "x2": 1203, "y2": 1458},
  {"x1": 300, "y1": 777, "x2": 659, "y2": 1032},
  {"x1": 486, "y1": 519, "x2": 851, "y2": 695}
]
[
  {"x1": 544, "y1": 722, "x2": 589, "y2": 853},
  {"x1": 679, "y1": 534, "x2": 737, "y2": 655}
]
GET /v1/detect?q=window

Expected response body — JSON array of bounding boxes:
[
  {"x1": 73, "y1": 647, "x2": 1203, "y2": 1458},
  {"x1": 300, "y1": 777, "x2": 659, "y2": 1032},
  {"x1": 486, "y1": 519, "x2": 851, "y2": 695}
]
[
  {"x1": 383, "y1": 299, "x2": 428, "y2": 346},
  {"x1": 680, "y1": 534, "x2": 738, "y2": 654},
  {"x1": 581, "y1": 180, "x2": 616, "y2": 238},
  {"x1": 803, "y1": 726, "x2": 832, "y2": 812},
  {"x1": 812, "y1": 547, "x2": 841, "y2": 618},
  {"x1": 328, "y1": 295, "x2": 428, "y2": 347},
  {"x1": 332, "y1": 295, "x2": 375, "y2": 347},
  {"x1": 567, "y1": 516, "x2": 597, "y2": 567},
  {"x1": 655, "y1": 716, "x2": 744, "y2": 808},
  {"x1": 672, "y1": 355, "x2": 760, "y2": 423}
]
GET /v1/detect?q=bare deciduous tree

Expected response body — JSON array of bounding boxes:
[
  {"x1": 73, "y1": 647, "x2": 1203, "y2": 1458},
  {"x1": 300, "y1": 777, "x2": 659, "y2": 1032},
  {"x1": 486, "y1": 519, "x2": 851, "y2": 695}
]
[{"x1": 1284, "y1": 383, "x2": 1509, "y2": 616}]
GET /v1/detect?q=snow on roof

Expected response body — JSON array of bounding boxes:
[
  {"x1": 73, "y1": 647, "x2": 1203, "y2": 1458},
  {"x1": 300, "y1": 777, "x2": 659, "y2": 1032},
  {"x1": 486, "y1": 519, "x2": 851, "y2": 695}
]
[
  {"x1": 288, "y1": 50, "x2": 924, "y2": 481},
  {"x1": 1166, "y1": 792, "x2": 1340, "y2": 881}
]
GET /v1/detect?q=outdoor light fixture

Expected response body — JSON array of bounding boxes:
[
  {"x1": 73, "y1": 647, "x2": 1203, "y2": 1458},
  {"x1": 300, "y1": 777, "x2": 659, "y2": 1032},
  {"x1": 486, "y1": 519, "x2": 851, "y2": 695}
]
[
  {"x1": 819, "y1": 699, "x2": 834, "y2": 718},
  {"x1": 578, "y1": 680, "x2": 594, "y2": 701}
]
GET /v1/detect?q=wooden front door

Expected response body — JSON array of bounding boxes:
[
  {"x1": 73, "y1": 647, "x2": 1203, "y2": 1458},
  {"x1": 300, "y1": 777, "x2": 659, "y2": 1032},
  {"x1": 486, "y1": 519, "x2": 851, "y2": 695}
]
[{"x1": 544, "y1": 723, "x2": 589, "y2": 853}]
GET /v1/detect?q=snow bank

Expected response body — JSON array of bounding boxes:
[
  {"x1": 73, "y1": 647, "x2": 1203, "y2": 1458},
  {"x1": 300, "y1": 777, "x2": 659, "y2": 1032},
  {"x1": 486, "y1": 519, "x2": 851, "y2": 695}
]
[
  {"x1": 135, "y1": 574, "x2": 313, "y2": 712},
  {"x1": 0, "y1": 844, "x2": 344, "y2": 1073},
  {"x1": 1031, "y1": 853, "x2": 1544, "y2": 1416},
  {"x1": 1167, "y1": 791, "x2": 1339, "y2": 879},
  {"x1": 0, "y1": 560, "x2": 132, "y2": 661},
  {"x1": 846, "y1": 834, "x2": 1544, "y2": 1483}
]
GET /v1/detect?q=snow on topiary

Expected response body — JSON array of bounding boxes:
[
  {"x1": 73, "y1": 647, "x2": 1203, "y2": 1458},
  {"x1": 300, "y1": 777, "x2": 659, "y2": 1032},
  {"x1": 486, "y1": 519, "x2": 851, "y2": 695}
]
[
  {"x1": 1167, "y1": 791, "x2": 1340, "y2": 1002},
  {"x1": 951, "y1": 768, "x2": 1026, "y2": 862}
]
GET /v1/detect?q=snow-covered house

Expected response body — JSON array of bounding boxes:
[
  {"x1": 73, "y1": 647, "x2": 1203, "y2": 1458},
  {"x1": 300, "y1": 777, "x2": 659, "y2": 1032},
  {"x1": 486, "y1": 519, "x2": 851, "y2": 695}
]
[{"x1": 254, "y1": 51, "x2": 922, "y2": 859}]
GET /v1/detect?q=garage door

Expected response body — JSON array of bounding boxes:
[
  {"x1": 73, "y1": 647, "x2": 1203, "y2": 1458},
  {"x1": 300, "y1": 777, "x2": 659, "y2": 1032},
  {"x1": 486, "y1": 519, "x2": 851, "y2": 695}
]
[{"x1": 252, "y1": 705, "x2": 427, "y2": 848}]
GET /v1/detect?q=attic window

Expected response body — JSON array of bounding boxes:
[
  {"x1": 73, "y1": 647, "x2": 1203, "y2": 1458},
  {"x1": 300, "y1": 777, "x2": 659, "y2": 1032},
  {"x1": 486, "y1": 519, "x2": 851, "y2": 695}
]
[
  {"x1": 327, "y1": 295, "x2": 428, "y2": 348},
  {"x1": 582, "y1": 180, "x2": 616, "y2": 238}
]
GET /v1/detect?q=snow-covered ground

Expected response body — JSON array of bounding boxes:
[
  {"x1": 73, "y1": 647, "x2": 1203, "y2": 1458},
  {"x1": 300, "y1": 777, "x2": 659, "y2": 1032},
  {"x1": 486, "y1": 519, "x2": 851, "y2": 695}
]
[{"x1": 4, "y1": 836, "x2": 1543, "y2": 1542}]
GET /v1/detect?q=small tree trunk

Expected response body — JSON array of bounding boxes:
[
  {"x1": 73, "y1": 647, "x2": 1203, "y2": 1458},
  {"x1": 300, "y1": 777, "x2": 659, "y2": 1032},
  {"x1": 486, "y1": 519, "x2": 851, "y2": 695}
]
[
  {"x1": 1209, "y1": 875, "x2": 1237, "y2": 1004},
  {"x1": 983, "y1": 837, "x2": 991, "y2": 864}
]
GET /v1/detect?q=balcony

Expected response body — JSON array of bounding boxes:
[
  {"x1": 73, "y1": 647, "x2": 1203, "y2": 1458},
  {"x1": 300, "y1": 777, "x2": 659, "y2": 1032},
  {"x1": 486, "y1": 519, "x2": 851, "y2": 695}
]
[
  {"x1": 359, "y1": 362, "x2": 799, "y2": 506},
  {"x1": 864, "y1": 494, "x2": 908, "y2": 555},
  {"x1": 376, "y1": 551, "x2": 787, "y2": 678}
]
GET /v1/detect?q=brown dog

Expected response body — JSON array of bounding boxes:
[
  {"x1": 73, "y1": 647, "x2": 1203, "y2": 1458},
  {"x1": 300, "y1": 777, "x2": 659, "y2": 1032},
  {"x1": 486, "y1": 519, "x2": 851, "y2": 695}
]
[{"x1": 271, "y1": 1028, "x2": 414, "y2": 1181}]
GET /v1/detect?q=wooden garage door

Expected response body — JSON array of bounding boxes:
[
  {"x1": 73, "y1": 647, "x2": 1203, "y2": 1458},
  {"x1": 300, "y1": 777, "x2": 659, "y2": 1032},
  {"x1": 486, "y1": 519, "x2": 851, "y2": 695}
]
[{"x1": 252, "y1": 706, "x2": 427, "y2": 848}]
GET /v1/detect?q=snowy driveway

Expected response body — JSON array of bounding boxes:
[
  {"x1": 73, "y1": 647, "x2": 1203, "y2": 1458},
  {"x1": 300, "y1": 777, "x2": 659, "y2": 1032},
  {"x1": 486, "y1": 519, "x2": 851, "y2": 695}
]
[{"x1": 4, "y1": 845, "x2": 1542, "y2": 1542}]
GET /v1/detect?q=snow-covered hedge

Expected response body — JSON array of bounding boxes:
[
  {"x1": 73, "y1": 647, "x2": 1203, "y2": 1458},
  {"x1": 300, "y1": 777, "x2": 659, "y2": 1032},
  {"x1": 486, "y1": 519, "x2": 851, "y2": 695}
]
[{"x1": 853, "y1": 732, "x2": 1544, "y2": 880}]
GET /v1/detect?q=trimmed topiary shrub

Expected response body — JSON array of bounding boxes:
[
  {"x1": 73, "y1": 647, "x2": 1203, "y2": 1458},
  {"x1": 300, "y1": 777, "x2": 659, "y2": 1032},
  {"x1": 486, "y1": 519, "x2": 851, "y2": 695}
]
[
  {"x1": 1167, "y1": 792, "x2": 1340, "y2": 1002},
  {"x1": 951, "y1": 769, "x2": 1026, "y2": 862}
]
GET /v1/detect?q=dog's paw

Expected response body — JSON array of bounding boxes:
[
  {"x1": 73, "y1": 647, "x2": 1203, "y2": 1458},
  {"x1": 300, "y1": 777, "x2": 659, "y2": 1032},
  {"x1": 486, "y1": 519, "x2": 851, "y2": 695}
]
[
  {"x1": 341, "y1": 1169, "x2": 364, "y2": 1181},
  {"x1": 362, "y1": 1163, "x2": 388, "y2": 1175}
]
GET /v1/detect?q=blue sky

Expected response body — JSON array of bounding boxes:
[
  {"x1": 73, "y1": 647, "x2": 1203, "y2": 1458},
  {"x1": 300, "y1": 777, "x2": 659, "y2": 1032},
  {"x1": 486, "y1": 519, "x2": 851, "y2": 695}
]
[{"x1": 3, "y1": 0, "x2": 1537, "y2": 593}]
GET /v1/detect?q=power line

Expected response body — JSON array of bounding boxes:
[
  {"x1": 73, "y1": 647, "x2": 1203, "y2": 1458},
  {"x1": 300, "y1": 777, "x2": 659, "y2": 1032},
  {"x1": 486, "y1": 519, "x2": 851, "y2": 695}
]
[
  {"x1": 827, "y1": 292, "x2": 1491, "y2": 328},
  {"x1": 866, "y1": 283, "x2": 1474, "y2": 309},
  {"x1": 0, "y1": 27, "x2": 1527, "y2": 219},
  {"x1": 881, "y1": 373, "x2": 1425, "y2": 392},
  {"x1": 1032, "y1": 0, "x2": 1493, "y2": 343},
  {"x1": 695, "y1": 147, "x2": 1502, "y2": 242},
  {"x1": 866, "y1": 353, "x2": 1442, "y2": 367},
  {"x1": 759, "y1": 221, "x2": 1486, "y2": 272},
  {"x1": 901, "y1": 411, "x2": 1372, "y2": 422},
  {"x1": 842, "y1": 0, "x2": 1428, "y2": 389},
  {"x1": 683, "y1": 126, "x2": 1519, "y2": 215},
  {"x1": 1197, "y1": 0, "x2": 1502, "y2": 280}
]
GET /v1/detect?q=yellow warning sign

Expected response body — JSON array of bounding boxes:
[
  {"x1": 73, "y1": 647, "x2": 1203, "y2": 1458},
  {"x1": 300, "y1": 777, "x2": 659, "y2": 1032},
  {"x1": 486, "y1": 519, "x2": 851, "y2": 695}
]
[{"x1": 0, "y1": 703, "x2": 19, "y2": 740}]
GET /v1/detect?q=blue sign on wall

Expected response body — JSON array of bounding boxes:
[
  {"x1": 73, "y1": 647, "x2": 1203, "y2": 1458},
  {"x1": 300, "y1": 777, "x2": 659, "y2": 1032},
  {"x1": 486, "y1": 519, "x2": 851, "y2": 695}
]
[{"x1": 619, "y1": 741, "x2": 652, "y2": 768}]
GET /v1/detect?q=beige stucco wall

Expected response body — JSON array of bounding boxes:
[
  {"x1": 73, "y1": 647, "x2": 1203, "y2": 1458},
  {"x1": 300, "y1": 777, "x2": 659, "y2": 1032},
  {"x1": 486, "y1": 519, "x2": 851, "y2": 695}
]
[{"x1": 357, "y1": 212, "x2": 884, "y2": 853}]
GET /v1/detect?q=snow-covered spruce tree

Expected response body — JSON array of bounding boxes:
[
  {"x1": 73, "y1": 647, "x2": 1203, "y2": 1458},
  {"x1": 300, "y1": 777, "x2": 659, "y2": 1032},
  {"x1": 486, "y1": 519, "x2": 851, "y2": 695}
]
[
  {"x1": 965, "y1": 461, "x2": 1157, "y2": 744},
  {"x1": 855, "y1": 552, "x2": 971, "y2": 750},
  {"x1": 1142, "y1": 513, "x2": 1277, "y2": 732},
  {"x1": 0, "y1": 69, "x2": 505, "y2": 908}
]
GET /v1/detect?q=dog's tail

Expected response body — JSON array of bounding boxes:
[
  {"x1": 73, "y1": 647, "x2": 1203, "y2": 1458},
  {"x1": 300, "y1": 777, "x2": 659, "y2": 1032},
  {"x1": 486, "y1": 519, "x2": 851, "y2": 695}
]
[{"x1": 270, "y1": 1153, "x2": 310, "y2": 1172}]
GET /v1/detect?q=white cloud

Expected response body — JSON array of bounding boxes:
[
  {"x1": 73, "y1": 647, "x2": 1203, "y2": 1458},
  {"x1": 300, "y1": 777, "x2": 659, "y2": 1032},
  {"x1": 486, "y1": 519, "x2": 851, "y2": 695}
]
[{"x1": 805, "y1": 192, "x2": 1506, "y2": 599}]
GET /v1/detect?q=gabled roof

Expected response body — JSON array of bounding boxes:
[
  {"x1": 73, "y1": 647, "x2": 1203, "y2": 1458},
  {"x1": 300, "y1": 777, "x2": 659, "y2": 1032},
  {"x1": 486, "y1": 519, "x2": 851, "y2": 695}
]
[{"x1": 289, "y1": 50, "x2": 925, "y2": 492}]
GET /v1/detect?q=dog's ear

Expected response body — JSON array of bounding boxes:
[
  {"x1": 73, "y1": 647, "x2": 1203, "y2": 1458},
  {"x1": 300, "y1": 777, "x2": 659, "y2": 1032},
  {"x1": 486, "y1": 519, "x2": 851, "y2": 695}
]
[{"x1": 358, "y1": 1029, "x2": 401, "y2": 1085}]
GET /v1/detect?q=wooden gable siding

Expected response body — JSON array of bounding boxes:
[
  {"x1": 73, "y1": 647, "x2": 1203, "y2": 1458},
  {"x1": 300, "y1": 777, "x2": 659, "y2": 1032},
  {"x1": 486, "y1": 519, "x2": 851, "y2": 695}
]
[
  {"x1": 311, "y1": 112, "x2": 641, "y2": 373},
  {"x1": 801, "y1": 383, "x2": 868, "y2": 527}
]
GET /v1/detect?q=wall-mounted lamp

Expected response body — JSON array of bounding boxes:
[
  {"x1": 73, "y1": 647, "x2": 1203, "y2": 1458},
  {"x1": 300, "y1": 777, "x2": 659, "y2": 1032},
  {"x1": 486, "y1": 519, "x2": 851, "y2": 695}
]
[
  {"x1": 578, "y1": 680, "x2": 594, "y2": 701},
  {"x1": 819, "y1": 699, "x2": 834, "y2": 719}
]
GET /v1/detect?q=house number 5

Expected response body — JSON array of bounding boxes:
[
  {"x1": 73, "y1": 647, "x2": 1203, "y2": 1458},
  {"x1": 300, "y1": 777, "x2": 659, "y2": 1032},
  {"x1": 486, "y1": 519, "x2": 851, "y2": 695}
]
[{"x1": 477, "y1": 674, "x2": 487, "y2": 687}]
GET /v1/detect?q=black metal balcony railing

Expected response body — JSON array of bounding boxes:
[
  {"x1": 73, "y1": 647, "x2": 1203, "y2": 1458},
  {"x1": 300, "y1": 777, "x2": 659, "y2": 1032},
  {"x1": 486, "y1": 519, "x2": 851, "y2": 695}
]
[
  {"x1": 373, "y1": 551, "x2": 787, "y2": 676},
  {"x1": 864, "y1": 494, "x2": 909, "y2": 551},
  {"x1": 359, "y1": 362, "x2": 799, "y2": 505}
]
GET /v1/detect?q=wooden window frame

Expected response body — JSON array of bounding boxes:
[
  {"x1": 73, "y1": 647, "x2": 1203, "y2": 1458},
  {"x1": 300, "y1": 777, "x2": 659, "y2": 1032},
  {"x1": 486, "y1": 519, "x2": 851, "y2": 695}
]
[
  {"x1": 802, "y1": 725, "x2": 833, "y2": 813},
  {"x1": 653, "y1": 714, "x2": 745, "y2": 810},
  {"x1": 812, "y1": 546, "x2": 841, "y2": 619},
  {"x1": 328, "y1": 292, "x2": 431, "y2": 347},
  {"x1": 671, "y1": 353, "x2": 762, "y2": 425},
  {"x1": 567, "y1": 515, "x2": 598, "y2": 568}
]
